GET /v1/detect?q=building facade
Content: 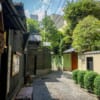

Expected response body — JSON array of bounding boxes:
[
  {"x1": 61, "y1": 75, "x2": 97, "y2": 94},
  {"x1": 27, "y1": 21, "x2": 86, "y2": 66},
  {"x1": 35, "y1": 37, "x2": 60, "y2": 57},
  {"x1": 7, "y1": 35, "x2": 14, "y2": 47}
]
[
  {"x1": 63, "y1": 48, "x2": 78, "y2": 71},
  {"x1": 25, "y1": 33, "x2": 51, "y2": 77},
  {"x1": 0, "y1": 0, "x2": 26, "y2": 99},
  {"x1": 78, "y1": 51, "x2": 100, "y2": 74}
]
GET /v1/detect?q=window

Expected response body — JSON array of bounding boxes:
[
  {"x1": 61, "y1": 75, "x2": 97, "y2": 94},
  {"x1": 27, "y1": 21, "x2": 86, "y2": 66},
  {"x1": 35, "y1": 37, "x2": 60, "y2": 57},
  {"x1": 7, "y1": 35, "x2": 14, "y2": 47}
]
[
  {"x1": 12, "y1": 54, "x2": 20, "y2": 76},
  {"x1": 87, "y1": 57, "x2": 93, "y2": 70}
]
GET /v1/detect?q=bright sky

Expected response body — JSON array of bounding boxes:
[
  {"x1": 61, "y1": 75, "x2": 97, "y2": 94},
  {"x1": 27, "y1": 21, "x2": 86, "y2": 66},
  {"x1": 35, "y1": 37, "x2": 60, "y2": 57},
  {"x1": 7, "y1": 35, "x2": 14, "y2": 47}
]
[{"x1": 13, "y1": 0, "x2": 66, "y2": 21}]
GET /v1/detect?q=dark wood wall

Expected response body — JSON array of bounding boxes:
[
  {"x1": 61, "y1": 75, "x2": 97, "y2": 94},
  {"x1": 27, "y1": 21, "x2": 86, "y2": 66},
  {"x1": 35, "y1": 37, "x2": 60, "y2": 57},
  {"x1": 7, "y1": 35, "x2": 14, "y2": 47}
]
[
  {"x1": 0, "y1": 1, "x2": 26, "y2": 99},
  {"x1": 6, "y1": 30, "x2": 24, "y2": 100},
  {"x1": 27, "y1": 42, "x2": 51, "y2": 75},
  {"x1": 0, "y1": 4, "x2": 6, "y2": 99}
]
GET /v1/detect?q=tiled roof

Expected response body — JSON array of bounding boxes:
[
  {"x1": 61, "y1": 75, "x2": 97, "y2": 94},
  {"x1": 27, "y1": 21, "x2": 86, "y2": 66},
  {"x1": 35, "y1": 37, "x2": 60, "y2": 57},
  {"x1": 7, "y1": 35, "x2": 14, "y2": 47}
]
[
  {"x1": 84, "y1": 51, "x2": 100, "y2": 54},
  {"x1": 63, "y1": 48, "x2": 75, "y2": 53}
]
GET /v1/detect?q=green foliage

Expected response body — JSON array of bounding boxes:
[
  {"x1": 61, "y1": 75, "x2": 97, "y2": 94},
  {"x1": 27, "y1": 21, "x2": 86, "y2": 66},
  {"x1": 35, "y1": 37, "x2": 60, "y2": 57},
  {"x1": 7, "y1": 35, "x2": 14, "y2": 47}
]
[
  {"x1": 60, "y1": 26, "x2": 72, "y2": 52},
  {"x1": 42, "y1": 16, "x2": 57, "y2": 35},
  {"x1": 63, "y1": 0, "x2": 100, "y2": 52},
  {"x1": 84, "y1": 71, "x2": 98, "y2": 92},
  {"x1": 72, "y1": 69, "x2": 80, "y2": 84},
  {"x1": 72, "y1": 15, "x2": 100, "y2": 52},
  {"x1": 52, "y1": 55, "x2": 63, "y2": 70},
  {"x1": 59, "y1": 35, "x2": 71, "y2": 52},
  {"x1": 64, "y1": 0, "x2": 100, "y2": 30},
  {"x1": 41, "y1": 16, "x2": 61, "y2": 54},
  {"x1": 27, "y1": 18, "x2": 39, "y2": 32},
  {"x1": 94, "y1": 75, "x2": 100, "y2": 97},
  {"x1": 78, "y1": 70, "x2": 86, "y2": 88}
]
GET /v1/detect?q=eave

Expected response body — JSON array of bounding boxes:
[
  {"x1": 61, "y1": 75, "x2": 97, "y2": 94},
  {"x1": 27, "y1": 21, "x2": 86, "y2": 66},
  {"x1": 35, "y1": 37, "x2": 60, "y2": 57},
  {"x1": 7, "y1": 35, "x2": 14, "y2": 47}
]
[{"x1": 2, "y1": 0, "x2": 26, "y2": 31}]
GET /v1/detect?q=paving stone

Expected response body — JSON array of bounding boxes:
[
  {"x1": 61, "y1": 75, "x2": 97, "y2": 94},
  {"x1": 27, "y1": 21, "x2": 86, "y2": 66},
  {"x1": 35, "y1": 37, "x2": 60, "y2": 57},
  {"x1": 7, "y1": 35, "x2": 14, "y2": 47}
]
[
  {"x1": 32, "y1": 71, "x2": 98, "y2": 100},
  {"x1": 15, "y1": 87, "x2": 33, "y2": 100}
]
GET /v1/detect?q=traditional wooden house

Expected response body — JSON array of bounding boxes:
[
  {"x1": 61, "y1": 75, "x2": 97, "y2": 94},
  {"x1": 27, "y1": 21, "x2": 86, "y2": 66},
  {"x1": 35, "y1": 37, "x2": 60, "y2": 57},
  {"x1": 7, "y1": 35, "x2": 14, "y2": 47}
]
[
  {"x1": 24, "y1": 33, "x2": 51, "y2": 77},
  {"x1": 0, "y1": 0, "x2": 26, "y2": 99},
  {"x1": 63, "y1": 48, "x2": 78, "y2": 71},
  {"x1": 78, "y1": 51, "x2": 100, "y2": 74}
]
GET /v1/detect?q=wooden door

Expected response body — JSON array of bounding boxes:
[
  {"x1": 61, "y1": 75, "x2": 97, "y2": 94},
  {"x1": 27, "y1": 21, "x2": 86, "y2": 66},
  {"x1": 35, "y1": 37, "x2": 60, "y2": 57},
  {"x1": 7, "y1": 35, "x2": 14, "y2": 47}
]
[
  {"x1": 34, "y1": 55, "x2": 37, "y2": 75},
  {"x1": 72, "y1": 52, "x2": 78, "y2": 70}
]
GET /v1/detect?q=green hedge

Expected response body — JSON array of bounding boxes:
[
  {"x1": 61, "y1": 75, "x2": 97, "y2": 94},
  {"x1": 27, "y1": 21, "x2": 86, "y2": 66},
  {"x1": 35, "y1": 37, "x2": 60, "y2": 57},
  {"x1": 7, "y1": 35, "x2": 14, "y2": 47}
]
[
  {"x1": 72, "y1": 69, "x2": 80, "y2": 84},
  {"x1": 72, "y1": 70, "x2": 100, "y2": 96},
  {"x1": 84, "y1": 71, "x2": 98, "y2": 93},
  {"x1": 78, "y1": 71, "x2": 86, "y2": 88},
  {"x1": 94, "y1": 75, "x2": 100, "y2": 97}
]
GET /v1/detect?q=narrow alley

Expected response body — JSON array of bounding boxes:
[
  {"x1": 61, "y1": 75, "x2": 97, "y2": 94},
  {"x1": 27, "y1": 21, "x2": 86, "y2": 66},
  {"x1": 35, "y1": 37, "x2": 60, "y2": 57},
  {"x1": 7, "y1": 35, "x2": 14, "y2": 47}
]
[
  {"x1": 0, "y1": 0, "x2": 100, "y2": 99},
  {"x1": 32, "y1": 71, "x2": 97, "y2": 100}
]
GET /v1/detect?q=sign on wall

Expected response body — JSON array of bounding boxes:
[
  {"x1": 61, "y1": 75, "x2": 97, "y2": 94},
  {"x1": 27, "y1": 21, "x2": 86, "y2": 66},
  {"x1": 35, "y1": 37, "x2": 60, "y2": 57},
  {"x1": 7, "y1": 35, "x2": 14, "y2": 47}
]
[{"x1": 12, "y1": 54, "x2": 20, "y2": 76}]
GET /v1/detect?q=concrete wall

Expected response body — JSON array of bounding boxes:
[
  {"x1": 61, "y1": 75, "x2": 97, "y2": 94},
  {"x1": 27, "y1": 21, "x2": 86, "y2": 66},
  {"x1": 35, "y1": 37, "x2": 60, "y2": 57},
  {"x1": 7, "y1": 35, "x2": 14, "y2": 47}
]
[
  {"x1": 51, "y1": 55, "x2": 63, "y2": 71},
  {"x1": 78, "y1": 52, "x2": 100, "y2": 74}
]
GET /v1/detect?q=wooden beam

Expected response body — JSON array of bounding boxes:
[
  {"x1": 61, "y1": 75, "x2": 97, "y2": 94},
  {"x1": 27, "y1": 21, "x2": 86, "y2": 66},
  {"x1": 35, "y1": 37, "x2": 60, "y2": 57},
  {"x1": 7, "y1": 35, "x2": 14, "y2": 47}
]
[{"x1": 0, "y1": 0, "x2": 5, "y2": 2}]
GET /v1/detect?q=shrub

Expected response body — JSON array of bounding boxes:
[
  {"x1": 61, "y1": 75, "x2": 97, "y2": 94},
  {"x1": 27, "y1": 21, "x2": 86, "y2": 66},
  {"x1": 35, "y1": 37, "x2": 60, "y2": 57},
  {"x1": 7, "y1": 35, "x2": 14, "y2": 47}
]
[
  {"x1": 78, "y1": 70, "x2": 87, "y2": 88},
  {"x1": 94, "y1": 75, "x2": 100, "y2": 97},
  {"x1": 72, "y1": 69, "x2": 80, "y2": 84},
  {"x1": 84, "y1": 71, "x2": 98, "y2": 93}
]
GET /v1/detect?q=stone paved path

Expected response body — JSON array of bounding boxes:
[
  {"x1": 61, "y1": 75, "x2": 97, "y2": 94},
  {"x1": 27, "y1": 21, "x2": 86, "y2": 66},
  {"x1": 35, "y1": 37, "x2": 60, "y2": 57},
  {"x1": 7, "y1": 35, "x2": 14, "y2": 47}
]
[{"x1": 32, "y1": 71, "x2": 98, "y2": 100}]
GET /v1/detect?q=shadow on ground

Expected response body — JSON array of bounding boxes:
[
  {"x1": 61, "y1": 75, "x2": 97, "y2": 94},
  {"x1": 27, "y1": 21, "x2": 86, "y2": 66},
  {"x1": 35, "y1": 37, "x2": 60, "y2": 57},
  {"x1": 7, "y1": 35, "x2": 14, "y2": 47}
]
[
  {"x1": 41, "y1": 71, "x2": 63, "y2": 82},
  {"x1": 32, "y1": 71, "x2": 63, "y2": 100},
  {"x1": 63, "y1": 72, "x2": 72, "y2": 79}
]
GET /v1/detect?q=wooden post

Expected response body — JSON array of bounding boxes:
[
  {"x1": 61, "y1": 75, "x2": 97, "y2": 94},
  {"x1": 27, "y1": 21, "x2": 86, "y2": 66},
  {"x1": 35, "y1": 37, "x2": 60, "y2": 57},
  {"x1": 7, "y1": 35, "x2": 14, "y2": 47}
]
[{"x1": 0, "y1": 3, "x2": 4, "y2": 54}]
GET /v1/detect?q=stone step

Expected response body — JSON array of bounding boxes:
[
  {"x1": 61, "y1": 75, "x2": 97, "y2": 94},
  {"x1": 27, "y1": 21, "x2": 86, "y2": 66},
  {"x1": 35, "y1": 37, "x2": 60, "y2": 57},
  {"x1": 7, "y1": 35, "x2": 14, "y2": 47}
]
[{"x1": 15, "y1": 86, "x2": 33, "y2": 100}]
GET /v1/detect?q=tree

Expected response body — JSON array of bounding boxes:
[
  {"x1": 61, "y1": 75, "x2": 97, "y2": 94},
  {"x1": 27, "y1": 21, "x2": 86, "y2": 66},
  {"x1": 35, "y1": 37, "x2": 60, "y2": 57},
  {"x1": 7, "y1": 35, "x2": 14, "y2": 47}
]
[
  {"x1": 41, "y1": 16, "x2": 61, "y2": 54},
  {"x1": 41, "y1": 16, "x2": 57, "y2": 39},
  {"x1": 27, "y1": 18, "x2": 39, "y2": 32},
  {"x1": 72, "y1": 15, "x2": 100, "y2": 52},
  {"x1": 64, "y1": 0, "x2": 100, "y2": 30},
  {"x1": 59, "y1": 26, "x2": 72, "y2": 52}
]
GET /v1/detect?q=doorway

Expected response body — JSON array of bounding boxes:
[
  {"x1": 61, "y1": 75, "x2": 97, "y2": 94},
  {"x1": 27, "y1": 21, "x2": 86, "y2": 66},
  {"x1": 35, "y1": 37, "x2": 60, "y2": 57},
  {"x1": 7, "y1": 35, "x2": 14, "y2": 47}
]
[
  {"x1": 87, "y1": 57, "x2": 93, "y2": 70},
  {"x1": 0, "y1": 50, "x2": 8, "y2": 100},
  {"x1": 72, "y1": 52, "x2": 78, "y2": 70},
  {"x1": 34, "y1": 55, "x2": 37, "y2": 75}
]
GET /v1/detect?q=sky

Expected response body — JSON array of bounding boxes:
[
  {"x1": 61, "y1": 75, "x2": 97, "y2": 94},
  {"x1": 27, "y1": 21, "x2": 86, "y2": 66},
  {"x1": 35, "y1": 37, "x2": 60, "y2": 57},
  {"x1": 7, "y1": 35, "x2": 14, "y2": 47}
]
[{"x1": 13, "y1": 0, "x2": 67, "y2": 21}]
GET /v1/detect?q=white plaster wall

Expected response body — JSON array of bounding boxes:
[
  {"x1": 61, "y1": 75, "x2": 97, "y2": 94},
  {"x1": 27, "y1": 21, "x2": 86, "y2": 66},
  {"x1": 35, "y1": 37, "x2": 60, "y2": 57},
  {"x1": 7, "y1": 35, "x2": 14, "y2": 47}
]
[{"x1": 78, "y1": 53, "x2": 100, "y2": 74}]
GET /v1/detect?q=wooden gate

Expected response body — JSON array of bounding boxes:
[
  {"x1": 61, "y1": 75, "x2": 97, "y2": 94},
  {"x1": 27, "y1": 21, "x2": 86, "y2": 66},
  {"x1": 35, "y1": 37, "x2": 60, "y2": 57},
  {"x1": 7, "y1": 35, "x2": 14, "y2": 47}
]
[{"x1": 72, "y1": 52, "x2": 78, "y2": 70}]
